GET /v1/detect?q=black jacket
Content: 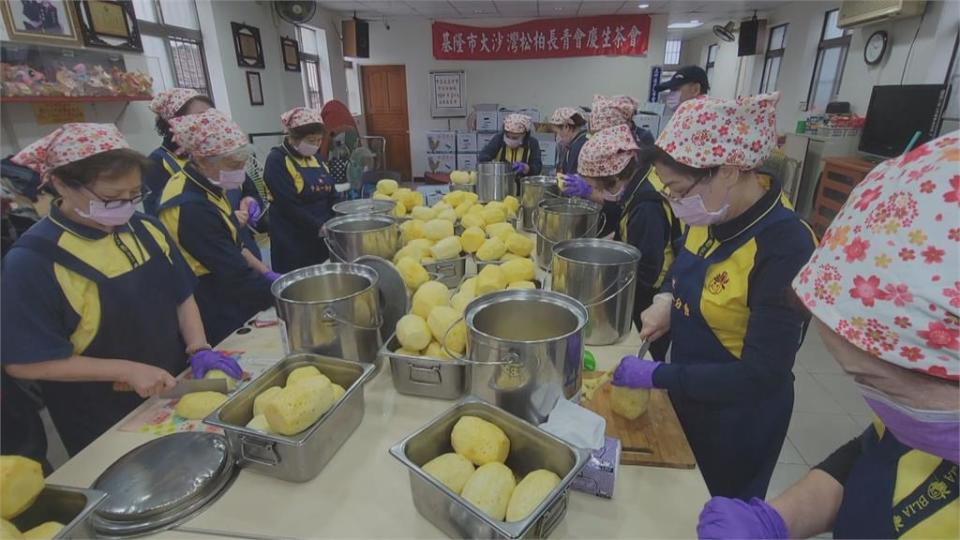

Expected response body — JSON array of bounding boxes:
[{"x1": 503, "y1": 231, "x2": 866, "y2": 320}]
[{"x1": 477, "y1": 132, "x2": 543, "y2": 177}]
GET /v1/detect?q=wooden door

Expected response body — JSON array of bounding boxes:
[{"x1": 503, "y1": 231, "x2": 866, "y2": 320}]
[{"x1": 361, "y1": 65, "x2": 411, "y2": 180}]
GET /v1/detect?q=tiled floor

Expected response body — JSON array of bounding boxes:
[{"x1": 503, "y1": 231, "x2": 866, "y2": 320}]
[{"x1": 768, "y1": 329, "x2": 870, "y2": 500}]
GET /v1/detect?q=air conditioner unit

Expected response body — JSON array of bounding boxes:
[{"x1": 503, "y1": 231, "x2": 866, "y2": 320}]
[{"x1": 838, "y1": 0, "x2": 927, "y2": 28}]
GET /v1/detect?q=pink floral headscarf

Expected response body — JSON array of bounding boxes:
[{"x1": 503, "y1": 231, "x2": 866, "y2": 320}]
[
  {"x1": 578, "y1": 124, "x2": 639, "y2": 177},
  {"x1": 655, "y1": 92, "x2": 779, "y2": 170},
  {"x1": 149, "y1": 88, "x2": 201, "y2": 120},
  {"x1": 549, "y1": 107, "x2": 580, "y2": 126},
  {"x1": 280, "y1": 107, "x2": 324, "y2": 131},
  {"x1": 169, "y1": 109, "x2": 248, "y2": 158},
  {"x1": 504, "y1": 113, "x2": 533, "y2": 133},
  {"x1": 590, "y1": 95, "x2": 638, "y2": 133},
  {"x1": 792, "y1": 131, "x2": 960, "y2": 380},
  {"x1": 12, "y1": 123, "x2": 130, "y2": 176}
]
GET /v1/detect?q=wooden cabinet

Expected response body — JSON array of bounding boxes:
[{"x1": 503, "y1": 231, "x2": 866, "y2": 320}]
[{"x1": 810, "y1": 156, "x2": 877, "y2": 237}]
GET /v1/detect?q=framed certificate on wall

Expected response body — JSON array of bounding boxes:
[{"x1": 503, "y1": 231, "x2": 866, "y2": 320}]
[{"x1": 430, "y1": 70, "x2": 466, "y2": 118}]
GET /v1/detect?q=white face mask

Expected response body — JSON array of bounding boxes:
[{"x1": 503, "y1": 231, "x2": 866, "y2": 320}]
[
  {"x1": 666, "y1": 91, "x2": 682, "y2": 109},
  {"x1": 295, "y1": 141, "x2": 320, "y2": 156},
  {"x1": 214, "y1": 168, "x2": 246, "y2": 190},
  {"x1": 504, "y1": 135, "x2": 523, "y2": 149}
]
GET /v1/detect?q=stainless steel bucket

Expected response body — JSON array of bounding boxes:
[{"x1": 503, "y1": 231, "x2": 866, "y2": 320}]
[
  {"x1": 323, "y1": 214, "x2": 400, "y2": 262},
  {"x1": 272, "y1": 263, "x2": 383, "y2": 366},
  {"x1": 533, "y1": 197, "x2": 604, "y2": 270},
  {"x1": 520, "y1": 176, "x2": 559, "y2": 232},
  {"x1": 332, "y1": 199, "x2": 396, "y2": 216},
  {"x1": 463, "y1": 290, "x2": 588, "y2": 424},
  {"x1": 551, "y1": 239, "x2": 641, "y2": 346},
  {"x1": 477, "y1": 162, "x2": 516, "y2": 202}
]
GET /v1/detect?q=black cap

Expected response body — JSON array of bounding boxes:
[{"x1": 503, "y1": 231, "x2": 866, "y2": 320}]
[{"x1": 654, "y1": 65, "x2": 710, "y2": 93}]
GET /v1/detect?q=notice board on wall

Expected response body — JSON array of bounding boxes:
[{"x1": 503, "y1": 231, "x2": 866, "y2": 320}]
[{"x1": 430, "y1": 70, "x2": 466, "y2": 118}]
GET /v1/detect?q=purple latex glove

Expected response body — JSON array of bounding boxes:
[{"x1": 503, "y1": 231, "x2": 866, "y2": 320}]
[
  {"x1": 562, "y1": 174, "x2": 593, "y2": 198},
  {"x1": 612, "y1": 355, "x2": 658, "y2": 389},
  {"x1": 246, "y1": 199, "x2": 262, "y2": 227},
  {"x1": 190, "y1": 349, "x2": 243, "y2": 379},
  {"x1": 511, "y1": 161, "x2": 529, "y2": 174},
  {"x1": 264, "y1": 270, "x2": 282, "y2": 282},
  {"x1": 697, "y1": 497, "x2": 788, "y2": 540}
]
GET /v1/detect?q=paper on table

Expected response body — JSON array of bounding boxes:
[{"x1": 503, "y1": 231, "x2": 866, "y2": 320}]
[{"x1": 539, "y1": 398, "x2": 606, "y2": 450}]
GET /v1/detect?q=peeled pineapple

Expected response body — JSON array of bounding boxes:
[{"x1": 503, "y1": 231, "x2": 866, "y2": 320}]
[
  {"x1": 412, "y1": 206, "x2": 437, "y2": 221},
  {"x1": 485, "y1": 222, "x2": 515, "y2": 242},
  {"x1": 476, "y1": 264, "x2": 507, "y2": 295},
  {"x1": 246, "y1": 414, "x2": 273, "y2": 433},
  {"x1": 500, "y1": 258, "x2": 536, "y2": 283},
  {"x1": 286, "y1": 365, "x2": 326, "y2": 386},
  {"x1": 476, "y1": 237, "x2": 507, "y2": 261},
  {"x1": 459, "y1": 277, "x2": 478, "y2": 297},
  {"x1": 481, "y1": 206, "x2": 506, "y2": 225},
  {"x1": 450, "y1": 291, "x2": 473, "y2": 314},
  {"x1": 396, "y1": 314, "x2": 433, "y2": 351},
  {"x1": 393, "y1": 203, "x2": 407, "y2": 218},
  {"x1": 437, "y1": 208, "x2": 458, "y2": 223},
  {"x1": 1, "y1": 456, "x2": 44, "y2": 520},
  {"x1": 460, "y1": 227, "x2": 486, "y2": 253},
  {"x1": 424, "y1": 219, "x2": 454, "y2": 241},
  {"x1": 505, "y1": 233, "x2": 533, "y2": 257},
  {"x1": 461, "y1": 213, "x2": 486, "y2": 229},
  {"x1": 411, "y1": 281, "x2": 451, "y2": 319},
  {"x1": 611, "y1": 386, "x2": 650, "y2": 420},
  {"x1": 443, "y1": 190, "x2": 466, "y2": 207},
  {"x1": 427, "y1": 306, "x2": 466, "y2": 354},
  {"x1": 264, "y1": 376, "x2": 335, "y2": 435},
  {"x1": 397, "y1": 257, "x2": 430, "y2": 290},
  {"x1": 204, "y1": 369, "x2": 237, "y2": 391},
  {"x1": 376, "y1": 179, "x2": 398, "y2": 195},
  {"x1": 431, "y1": 236, "x2": 463, "y2": 260},
  {"x1": 507, "y1": 281, "x2": 536, "y2": 290},
  {"x1": 463, "y1": 191, "x2": 479, "y2": 204},
  {"x1": 422, "y1": 453, "x2": 475, "y2": 494},
  {"x1": 373, "y1": 192, "x2": 392, "y2": 201},
  {"x1": 502, "y1": 195, "x2": 520, "y2": 216},
  {"x1": 400, "y1": 220, "x2": 426, "y2": 243},
  {"x1": 506, "y1": 470, "x2": 561, "y2": 522},
  {"x1": 253, "y1": 386, "x2": 282, "y2": 416},
  {"x1": 1, "y1": 519, "x2": 21, "y2": 539},
  {"x1": 175, "y1": 391, "x2": 228, "y2": 420}
]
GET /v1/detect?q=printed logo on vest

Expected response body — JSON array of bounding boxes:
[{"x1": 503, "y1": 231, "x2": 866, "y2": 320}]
[{"x1": 707, "y1": 270, "x2": 730, "y2": 295}]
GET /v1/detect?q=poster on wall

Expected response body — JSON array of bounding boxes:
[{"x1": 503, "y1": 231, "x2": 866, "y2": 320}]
[
  {"x1": 0, "y1": 0, "x2": 81, "y2": 46},
  {"x1": 430, "y1": 70, "x2": 465, "y2": 118},
  {"x1": 74, "y1": 0, "x2": 143, "y2": 52},
  {"x1": 432, "y1": 15, "x2": 650, "y2": 60}
]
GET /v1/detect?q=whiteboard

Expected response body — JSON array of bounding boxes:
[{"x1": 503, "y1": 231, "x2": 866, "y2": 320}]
[{"x1": 430, "y1": 70, "x2": 466, "y2": 118}]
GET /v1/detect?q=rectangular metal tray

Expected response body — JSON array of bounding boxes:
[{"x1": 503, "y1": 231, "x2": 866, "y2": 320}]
[
  {"x1": 423, "y1": 255, "x2": 470, "y2": 288},
  {"x1": 390, "y1": 397, "x2": 589, "y2": 539},
  {"x1": 204, "y1": 353, "x2": 373, "y2": 483},
  {"x1": 379, "y1": 333, "x2": 468, "y2": 400},
  {"x1": 10, "y1": 485, "x2": 106, "y2": 539}
]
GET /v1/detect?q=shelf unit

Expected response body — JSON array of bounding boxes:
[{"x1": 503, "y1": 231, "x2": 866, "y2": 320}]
[{"x1": 0, "y1": 95, "x2": 151, "y2": 104}]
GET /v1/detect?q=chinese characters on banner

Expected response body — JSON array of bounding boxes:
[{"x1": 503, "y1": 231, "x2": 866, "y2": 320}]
[
  {"x1": 434, "y1": 72, "x2": 462, "y2": 108},
  {"x1": 432, "y1": 15, "x2": 650, "y2": 60}
]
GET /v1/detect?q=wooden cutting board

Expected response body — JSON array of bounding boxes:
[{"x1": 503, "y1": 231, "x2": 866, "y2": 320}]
[{"x1": 582, "y1": 371, "x2": 697, "y2": 469}]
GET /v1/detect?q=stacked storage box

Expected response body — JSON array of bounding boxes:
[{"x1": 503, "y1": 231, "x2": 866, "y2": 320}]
[
  {"x1": 456, "y1": 132, "x2": 478, "y2": 171},
  {"x1": 425, "y1": 131, "x2": 456, "y2": 174}
]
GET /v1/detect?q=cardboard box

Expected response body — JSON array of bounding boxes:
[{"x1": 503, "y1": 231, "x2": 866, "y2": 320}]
[
  {"x1": 477, "y1": 132, "x2": 497, "y2": 150},
  {"x1": 426, "y1": 131, "x2": 456, "y2": 153},
  {"x1": 475, "y1": 103, "x2": 499, "y2": 132},
  {"x1": 517, "y1": 107, "x2": 541, "y2": 123},
  {"x1": 417, "y1": 184, "x2": 449, "y2": 206},
  {"x1": 634, "y1": 113, "x2": 661, "y2": 140},
  {"x1": 456, "y1": 132, "x2": 478, "y2": 153},
  {"x1": 540, "y1": 140, "x2": 557, "y2": 167},
  {"x1": 425, "y1": 152, "x2": 456, "y2": 174},
  {"x1": 456, "y1": 153, "x2": 478, "y2": 171}
]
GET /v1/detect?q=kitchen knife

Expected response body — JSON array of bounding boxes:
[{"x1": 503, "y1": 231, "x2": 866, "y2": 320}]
[
  {"x1": 636, "y1": 339, "x2": 652, "y2": 360},
  {"x1": 113, "y1": 378, "x2": 229, "y2": 398}
]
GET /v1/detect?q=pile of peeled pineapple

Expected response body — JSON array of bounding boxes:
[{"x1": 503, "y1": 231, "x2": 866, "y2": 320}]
[
  {"x1": 450, "y1": 170, "x2": 478, "y2": 185},
  {"x1": 371, "y1": 179, "x2": 426, "y2": 218}
]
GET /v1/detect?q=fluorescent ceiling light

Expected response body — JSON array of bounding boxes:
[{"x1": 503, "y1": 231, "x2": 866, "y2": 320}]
[
  {"x1": 637, "y1": 3, "x2": 650, "y2": 8},
  {"x1": 667, "y1": 20, "x2": 702, "y2": 29}
]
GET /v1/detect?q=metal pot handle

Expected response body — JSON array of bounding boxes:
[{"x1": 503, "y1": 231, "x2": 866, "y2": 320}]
[
  {"x1": 589, "y1": 211, "x2": 608, "y2": 238},
  {"x1": 439, "y1": 315, "x2": 468, "y2": 362},
  {"x1": 582, "y1": 271, "x2": 637, "y2": 308},
  {"x1": 323, "y1": 236, "x2": 353, "y2": 263},
  {"x1": 238, "y1": 435, "x2": 280, "y2": 466},
  {"x1": 321, "y1": 306, "x2": 383, "y2": 331}
]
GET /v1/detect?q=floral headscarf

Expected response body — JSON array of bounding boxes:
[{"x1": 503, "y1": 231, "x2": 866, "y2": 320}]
[
  {"x1": 792, "y1": 132, "x2": 960, "y2": 380},
  {"x1": 590, "y1": 95, "x2": 638, "y2": 133},
  {"x1": 578, "y1": 124, "x2": 639, "y2": 177},
  {"x1": 549, "y1": 107, "x2": 580, "y2": 126},
  {"x1": 12, "y1": 123, "x2": 130, "y2": 176},
  {"x1": 149, "y1": 88, "x2": 201, "y2": 120},
  {"x1": 656, "y1": 92, "x2": 779, "y2": 170},
  {"x1": 504, "y1": 113, "x2": 533, "y2": 133},
  {"x1": 281, "y1": 107, "x2": 324, "y2": 131},
  {"x1": 169, "y1": 109, "x2": 248, "y2": 158}
]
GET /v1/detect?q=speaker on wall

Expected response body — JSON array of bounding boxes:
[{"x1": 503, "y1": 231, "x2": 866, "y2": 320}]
[
  {"x1": 342, "y1": 19, "x2": 369, "y2": 58},
  {"x1": 738, "y1": 17, "x2": 759, "y2": 57}
]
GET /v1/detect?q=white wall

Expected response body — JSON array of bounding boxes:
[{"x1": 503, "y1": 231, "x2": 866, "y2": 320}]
[
  {"x1": 353, "y1": 15, "x2": 669, "y2": 174},
  {"x1": 684, "y1": 0, "x2": 958, "y2": 133},
  {"x1": 1, "y1": 1, "x2": 348, "y2": 159}
]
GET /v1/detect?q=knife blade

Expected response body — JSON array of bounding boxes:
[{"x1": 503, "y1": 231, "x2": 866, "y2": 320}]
[
  {"x1": 114, "y1": 378, "x2": 230, "y2": 398},
  {"x1": 636, "y1": 339, "x2": 652, "y2": 360}
]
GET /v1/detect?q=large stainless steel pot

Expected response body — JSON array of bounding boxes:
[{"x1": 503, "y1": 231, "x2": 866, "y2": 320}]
[
  {"x1": 390, "y1": 397, "x2": 588, "y2": 539},
  {"x1": 533, "y1": 197, "x2": 604, "y2": 269},
  {"x1": 272, "y1": 263, "x2": 382, "y2": 366},
  {"x1": 477, "y1": 162, "x2": 516, "y2": 202},
  {"x1": 462, "y1": 290, "x2": 588, "y2": 424},
  {"x1": 332, "y1": 198, "x2": 396, "y2": 216},
  {"x1": 323, "y1": 213, "x2": 400, "y2": 262},
  {"x1": 551, "y1": 238, "x2": 641, "y2": 345},
  {"x1": 520, "y1": 176, "x2": 559, "y2": 232}
]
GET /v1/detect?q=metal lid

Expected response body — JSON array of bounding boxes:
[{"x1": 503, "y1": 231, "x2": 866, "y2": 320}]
[
  {"x1": 355, "y1": 255, "x2": 408, "y2": 341},
  {"x1": 91, "y1": 432, "x2": 235, "y2": 536},
  {"x1": 521, "y1": 175, "x2": 557, "y2": 185},
  {"x1": 332, "y1": 199, "x2": 396, "y2": 216}
]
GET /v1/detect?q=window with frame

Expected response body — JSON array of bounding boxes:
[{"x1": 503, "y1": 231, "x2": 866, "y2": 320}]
[
  {"x1": 807, "y1": 10, "x2": 850, "y2": 111},
  {"x1": 135, "y1": 0, "x2": 211, "y2": 98},
  {"x1": 760, "y1": 24, "x2": 788, "y2": 93},
  {"x1": 664, "y1": 39, "x2": 682, "y2": 65},
  {"x1": 705, "y1": 44, "x2": 718, "y2": 86},
  {"x1": 297, "y1": 25, "x2": 323, "y2": 108}
]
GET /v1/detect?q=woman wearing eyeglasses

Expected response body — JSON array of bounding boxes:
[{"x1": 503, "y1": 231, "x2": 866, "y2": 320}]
[
  {"x1": 1, "y1": 123, "x2": 241, "y2": 455},
  {"x1": 614, "y1": 93, "x2": 817, "y2": 500},
  {"x1": 158, "y1": 110, "x2": 276, "y2": 344}
]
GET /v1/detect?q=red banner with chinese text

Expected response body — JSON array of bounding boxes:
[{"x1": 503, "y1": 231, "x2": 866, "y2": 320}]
[{"x1": 432, "y1": 15, "x2": 651, "y2": 60}]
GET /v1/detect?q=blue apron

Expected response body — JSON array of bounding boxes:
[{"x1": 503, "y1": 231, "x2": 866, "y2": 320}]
[
  {"x1": 834, "y1": 427, "x2": 959, "y2": 539},
  {"x1": 668, "y1": 206, "x2": 795, "y2": 499},
  {"x1": 270, "y1": 150, "x2": 334, "y2": 273},
  {"x1": 13, "y1": 218, "x2": 185, "y2": 455}
]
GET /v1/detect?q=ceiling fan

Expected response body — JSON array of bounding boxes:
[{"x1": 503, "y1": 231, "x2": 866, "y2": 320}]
[{"x1": 713, "y1": 21, "x2": 737, "y2": 42}]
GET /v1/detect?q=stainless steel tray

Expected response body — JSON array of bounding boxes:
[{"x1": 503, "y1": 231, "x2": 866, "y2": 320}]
[
  {"x1": 10, "y1": 485, "x2": 106, "y2": 539},
  {"x1": 379, "y1": 333, "x2": 468, "y2": 400},
  {"x1": 390, "y1": 397, "x2": 589, "y2": 539},
  {"x1": 423, "y1": 255, "x2": 470, "y2": 288},
  {"x1": 204, "y1": 353, "x2": 374, "y2": 482}
]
